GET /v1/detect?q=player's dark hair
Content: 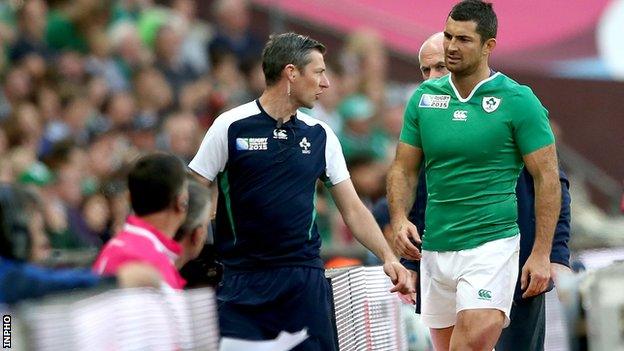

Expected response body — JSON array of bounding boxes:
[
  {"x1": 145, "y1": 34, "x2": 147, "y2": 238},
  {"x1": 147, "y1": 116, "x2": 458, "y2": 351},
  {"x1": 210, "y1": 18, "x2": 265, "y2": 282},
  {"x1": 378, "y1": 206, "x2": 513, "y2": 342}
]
[
  {"x1": 262, "y1": 32, "x2": 326, "y2": 86},
  {"x1": 127, "y1": 152, "x2": 187, "y2": 216},
  {"x1": 449, "y1": 0, "x2": 497, "y2": 43}
]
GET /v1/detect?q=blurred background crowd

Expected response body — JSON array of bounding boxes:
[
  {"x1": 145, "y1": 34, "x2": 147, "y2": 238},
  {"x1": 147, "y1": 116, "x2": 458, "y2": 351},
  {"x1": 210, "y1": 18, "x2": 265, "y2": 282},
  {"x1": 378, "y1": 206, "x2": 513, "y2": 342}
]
[{"x1": 0, "y1": 0, "x2": 621, "y2": 270}]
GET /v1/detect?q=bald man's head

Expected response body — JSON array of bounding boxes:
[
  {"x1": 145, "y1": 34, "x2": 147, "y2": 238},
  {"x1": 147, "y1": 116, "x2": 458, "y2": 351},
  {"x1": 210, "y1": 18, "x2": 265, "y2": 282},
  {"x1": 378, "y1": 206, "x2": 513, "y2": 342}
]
[{"x1": 418, "y1": 32, "x2": 447, "y2": 80}]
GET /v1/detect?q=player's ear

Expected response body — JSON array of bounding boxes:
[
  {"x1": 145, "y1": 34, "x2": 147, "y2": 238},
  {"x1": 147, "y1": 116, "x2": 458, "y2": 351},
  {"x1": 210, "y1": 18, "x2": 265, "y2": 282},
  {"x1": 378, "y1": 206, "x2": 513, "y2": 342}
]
[
  {"x1": 176, "y1": 194, "x2": 188, "y2": 213},
  {"x1": 483, "y1": 38, "x2": 496, "y2": 55},
  {"x1": 284, "y1": 64, "x2": 297, "y2": 82}
]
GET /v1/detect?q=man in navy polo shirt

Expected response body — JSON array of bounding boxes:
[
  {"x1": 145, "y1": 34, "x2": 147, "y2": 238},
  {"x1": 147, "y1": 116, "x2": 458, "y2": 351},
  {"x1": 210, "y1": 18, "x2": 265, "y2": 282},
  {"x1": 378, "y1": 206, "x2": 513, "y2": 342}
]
[{"x1": 189, "y1": 32, "x2": 413, "y2": 351}]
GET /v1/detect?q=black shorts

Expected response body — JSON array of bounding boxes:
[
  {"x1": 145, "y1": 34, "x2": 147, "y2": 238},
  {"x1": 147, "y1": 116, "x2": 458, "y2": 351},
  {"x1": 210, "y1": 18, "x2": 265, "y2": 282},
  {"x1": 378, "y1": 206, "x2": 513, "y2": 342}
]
[{"x1": 218, "y1": 266, "x2": 337, "y2": 351}]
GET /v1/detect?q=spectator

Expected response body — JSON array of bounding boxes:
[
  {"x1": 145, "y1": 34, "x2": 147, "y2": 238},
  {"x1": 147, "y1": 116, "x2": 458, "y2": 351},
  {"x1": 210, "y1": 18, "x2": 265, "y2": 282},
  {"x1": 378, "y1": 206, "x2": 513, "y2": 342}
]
[
  {"x1": 44, "y1": 140, "x2": 102, "y2": 249},
  {"x1": 3, "y1": 103, "x2": 44, "y2": 155},
  {"x1": 337, "y1": 94, "x2": 389, "y2": 161},
  {"x1": 85, "y1": 30, "x2": 129, "y2": 92},
  {"x1": 103, "y1": 92, "x2": 137, "y2": 131},
  {"x1": 154, "y1": 24, "x2": 198, "y2": 97},
  {"x1": 210, "y1": 50, "x2": 248, "y2": 110},
  {"x1": 347, "y1": 155, "x2": 387, "y2": 205},
  {"x1": 52, "y1": 95, "x2": 93, "y2": 146},
  {"x1": 111, "y1": 0, "x2": 152, "y2": 24},
  {"x1": 174, "y1": 178, "x2": 213, "y2": 268},
  {"x1": 171, "y1": 0, "x2": 213, "y2": 75},
  {"x1": 208, "y1": 0, "x2": 262, "y2": 66},
  {"x1": 9, "y1": 0, "x2": 52, "y2": 63},
  {"x1": 93, "y1": 152, "x2": 189, "y2": 290},
  {"x1": 159, "y1": 111, "x2": 201, "y2": 163},
  {"x1": 45, "y1": 0, "x2": 110, "y2": 54},
  {"x1": 340, "y1": 29, "x2": 388, "y2": 106},
  {"x1": 308, "y1": 64, "x2": 343, "y2": 134},
  {"x1": 55, "y1": 51, "x2": 88, "y2": 97},
  {"x1": 85, "y1": 76, "x2": 111, "y2": 115},
  {"x1": 0, "y1": 183, "x2": 160, "y2": 305},
  {"x1": 0, "y1": 67, "x2": 33, "y2": 120},
  {"x1": 178, "y1": 77, "x2": 213, "y2": 116},
  {"x1": 108, "y1": 21, "x2": 153, "y2": 80},
  {"x1": 81, "y1": 191, "x2": 113, "y2": 244},
  {"x1": 128, "y1": 114, "x2": 159, "y2": 152},
  {"x1": 133, "y1": 66, "x2": 174, "y2": 122}
]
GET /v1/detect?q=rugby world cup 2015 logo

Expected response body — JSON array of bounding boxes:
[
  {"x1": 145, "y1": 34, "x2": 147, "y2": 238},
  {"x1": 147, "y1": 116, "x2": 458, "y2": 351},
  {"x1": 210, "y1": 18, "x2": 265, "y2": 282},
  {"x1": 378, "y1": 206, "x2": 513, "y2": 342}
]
[
  {"x1": 419, "y1": 94, "x2": 450, "y2": 109},
  {"x1": 236, "y1": 138, "x2": 268, "y2": 151}
]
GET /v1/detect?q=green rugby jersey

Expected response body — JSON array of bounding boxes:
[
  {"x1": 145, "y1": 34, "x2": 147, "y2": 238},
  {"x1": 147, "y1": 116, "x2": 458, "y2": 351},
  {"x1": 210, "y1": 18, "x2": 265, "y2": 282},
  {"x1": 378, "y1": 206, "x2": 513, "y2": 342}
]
[{"x1": 400, "y1": 72, "x2": 554, "y2": 251}]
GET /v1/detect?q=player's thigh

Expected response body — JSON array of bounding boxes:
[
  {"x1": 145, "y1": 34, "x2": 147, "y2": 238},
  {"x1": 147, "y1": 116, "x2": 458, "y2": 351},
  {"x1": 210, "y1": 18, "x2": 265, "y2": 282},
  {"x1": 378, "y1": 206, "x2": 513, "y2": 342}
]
[
  {"x1": 451, "y1": 309, "x2": 505, "y2": 351},
  {"x1": 455, "y1": 235, "x2": 519, "y2": 327},
  {"x1": 430, "y1": 325, "x2": 454, "y2": 351},
  {"x1": 421, "y1": 250, "x2": 457, "y2": 329}
]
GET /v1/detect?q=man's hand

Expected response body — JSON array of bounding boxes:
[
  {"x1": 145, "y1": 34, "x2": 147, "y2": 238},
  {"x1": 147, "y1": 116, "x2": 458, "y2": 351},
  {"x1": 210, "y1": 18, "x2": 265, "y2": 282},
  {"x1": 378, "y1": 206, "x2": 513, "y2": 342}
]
[
  {"x1": 397, "y1": 269, "x2": 418, "y2": 305},
  {"x1": 383, "y1": 260, "x2": 415, "y2": 295},
  {"x1": 521, "y1": 253, "x2": 551, "y2": 298},
  {"x1": 391, "y1": 218, "x2": 422, "y2": 260}
]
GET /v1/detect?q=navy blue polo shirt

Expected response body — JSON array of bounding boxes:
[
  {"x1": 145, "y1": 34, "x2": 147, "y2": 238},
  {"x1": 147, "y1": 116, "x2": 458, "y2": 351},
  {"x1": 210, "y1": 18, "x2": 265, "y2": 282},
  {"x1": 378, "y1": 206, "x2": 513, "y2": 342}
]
[{"x1": 190, "y1": 100, "x2": 349, "y2": 271}]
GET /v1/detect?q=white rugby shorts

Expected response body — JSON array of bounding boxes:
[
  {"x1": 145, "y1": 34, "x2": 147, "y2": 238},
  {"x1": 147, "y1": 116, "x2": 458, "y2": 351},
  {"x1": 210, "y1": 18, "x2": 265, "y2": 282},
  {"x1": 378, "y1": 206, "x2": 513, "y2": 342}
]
[{"x1": 420, "y1": 235, "x2": 520, "y2": 329}]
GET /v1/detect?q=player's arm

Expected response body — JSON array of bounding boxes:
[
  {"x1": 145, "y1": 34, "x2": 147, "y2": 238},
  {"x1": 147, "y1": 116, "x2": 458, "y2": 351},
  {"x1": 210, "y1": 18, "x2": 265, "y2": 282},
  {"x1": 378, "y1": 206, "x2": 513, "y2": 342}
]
[
  {"x1": 191, "y1": 170, "x2": 212, "y2": 187},
  {"x1": 190, "y1": 170, "x2": 218, "y2": 219},
  {"x1": 550, "y1": 168, "x2": 572, "y2": 282},
  {"x1": 521, "y1": 144, "x2": 561, "y2": 298},
  {"x1": 329, "y1": 180, "x2": 414, "y2": 295},
  {"x1": 189, "y1": 114, "x2": 230, "y2": 219},
  {"x1": 387, "y1": 142, "x2": 423, "y2": 260}
]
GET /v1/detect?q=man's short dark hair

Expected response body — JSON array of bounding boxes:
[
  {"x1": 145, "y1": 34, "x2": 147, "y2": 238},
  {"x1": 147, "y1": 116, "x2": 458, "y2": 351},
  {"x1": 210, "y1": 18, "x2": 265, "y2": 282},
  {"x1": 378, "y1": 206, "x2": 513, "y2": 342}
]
[
  {"x1": 449, "y1": 0, "x2": 497, "y2": 42},
  {"x1": 261, "y1": 32, "x2": 326, "y2": 86},
  {"x1": 127, "y1": 153, "x2": 187, "y2": 216}
]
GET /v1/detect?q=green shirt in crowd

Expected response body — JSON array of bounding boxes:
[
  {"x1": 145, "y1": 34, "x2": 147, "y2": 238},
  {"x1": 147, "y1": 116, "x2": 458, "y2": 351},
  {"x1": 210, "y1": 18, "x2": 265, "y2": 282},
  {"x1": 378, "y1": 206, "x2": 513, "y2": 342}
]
[{"x1": 400, "y1": 72, "x2": 554, "y2": 251}]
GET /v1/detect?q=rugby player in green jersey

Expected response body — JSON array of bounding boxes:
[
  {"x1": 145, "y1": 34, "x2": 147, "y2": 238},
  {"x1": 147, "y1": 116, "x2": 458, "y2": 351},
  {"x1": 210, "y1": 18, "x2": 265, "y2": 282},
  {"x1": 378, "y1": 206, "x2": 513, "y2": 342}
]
[{"x1": 387, "y1": 1, "x2": 561, "y2": 350}]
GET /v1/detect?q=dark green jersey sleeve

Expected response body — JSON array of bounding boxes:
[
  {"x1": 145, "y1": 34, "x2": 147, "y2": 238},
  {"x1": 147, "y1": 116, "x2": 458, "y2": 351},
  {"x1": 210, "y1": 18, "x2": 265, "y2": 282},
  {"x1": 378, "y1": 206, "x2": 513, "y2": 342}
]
[
  {"x1": 400, "y1": 89, "x2": 423, "y2": 147},
  {"x1": 511, "y1": 87, "x2": 555, "y2": 155}
]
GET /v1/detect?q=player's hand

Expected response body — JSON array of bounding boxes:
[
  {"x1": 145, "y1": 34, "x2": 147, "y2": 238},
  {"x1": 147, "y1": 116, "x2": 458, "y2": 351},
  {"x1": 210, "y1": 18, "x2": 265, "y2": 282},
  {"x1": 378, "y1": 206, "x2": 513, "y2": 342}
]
[
  {"x1": 383, "y1": 260, "x2": 415, "y2": 295},
  {"x1": 396, "y1": 270, "x2": 418, "y2": 304},
  {"x1": 391, "y1": 218, "x2": 421, "y2": 260},
  {"x1": 521, "y1": 253, "x2": 551, "y2": 298}
]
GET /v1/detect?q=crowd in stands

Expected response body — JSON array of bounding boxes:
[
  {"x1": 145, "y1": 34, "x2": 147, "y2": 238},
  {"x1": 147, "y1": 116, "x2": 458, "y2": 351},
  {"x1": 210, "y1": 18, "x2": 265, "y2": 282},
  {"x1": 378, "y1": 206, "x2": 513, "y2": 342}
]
[{"x1": 0, "y1": 0, "x2": 416, "y2": 263}]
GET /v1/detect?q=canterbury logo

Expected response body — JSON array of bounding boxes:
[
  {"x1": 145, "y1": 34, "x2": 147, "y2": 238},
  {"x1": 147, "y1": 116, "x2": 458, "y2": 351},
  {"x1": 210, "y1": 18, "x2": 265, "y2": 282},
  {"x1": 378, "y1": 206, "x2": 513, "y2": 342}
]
[{"x1": 478, "y1": 289, "x2": 492, "y2": 300}]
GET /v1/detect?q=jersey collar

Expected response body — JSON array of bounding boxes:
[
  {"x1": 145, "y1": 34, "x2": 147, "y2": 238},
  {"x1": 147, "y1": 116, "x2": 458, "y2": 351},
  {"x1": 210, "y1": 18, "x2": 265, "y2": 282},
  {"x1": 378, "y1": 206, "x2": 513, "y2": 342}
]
[
  {"x1": 124, "y1": 215, "x2": 182, "y2": 263},
  {"x1": 255, "y1": 99, "x2": 298, "y2": 125},
  {"x1": 448, "y1": 71, "x2": 501, "y2": 103}
]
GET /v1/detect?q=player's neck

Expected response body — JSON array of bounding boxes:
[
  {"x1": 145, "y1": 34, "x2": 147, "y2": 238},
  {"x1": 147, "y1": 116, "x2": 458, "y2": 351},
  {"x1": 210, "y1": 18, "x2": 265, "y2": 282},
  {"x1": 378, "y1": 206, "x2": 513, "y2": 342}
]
[
  {"x1": 138, "y1": 212, "x2": 181, "y2": 240},
  {"x1": 259, "y1": 87, "x2": 298, "y2": 122},
  {"x1": 450, "y1": 64, "x2": 492, "y2": 99}
]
